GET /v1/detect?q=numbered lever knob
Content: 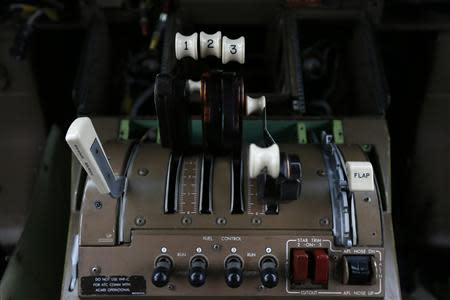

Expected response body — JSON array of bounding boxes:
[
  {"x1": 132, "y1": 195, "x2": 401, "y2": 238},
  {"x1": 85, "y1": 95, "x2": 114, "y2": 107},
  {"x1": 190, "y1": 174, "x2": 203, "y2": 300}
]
[
  {"x1": 260, "y1": 256, "x2": 279, "y2": 289},
  {"x1": 65, "y1": 117, "x2": 125, "y2": 198},
  {"x1": 188, "y1": 256, "x2": 207, "y2": 287},
  {"x1": 248, "y1": 143, "x2": 280, "y2": 179},
  {"x1": 200, "y1": 31, "x2": 222, "y2": 58},
  {"x1": 224, "y1": 256, "x2": 244, "y2": 288},
  {"x1": 222, "y1": 36, "x2": 245, "y2": 64},
  {"x1": 175, "y1": 32, "x2": 198, "y2": 60},
  {"x1": 152, "y1": 256, "x2": 173, "y2": 287}
]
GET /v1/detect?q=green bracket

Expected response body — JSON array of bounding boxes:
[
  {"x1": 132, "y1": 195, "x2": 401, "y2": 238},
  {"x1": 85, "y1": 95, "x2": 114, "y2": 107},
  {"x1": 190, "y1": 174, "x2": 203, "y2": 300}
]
[
  {"x1": 297, "y1": 122, "x2": 308, "y2": 144},
  {"x1": 119, "y1": 119, "x2": 130, "y2": 140},
  {"x1": 332, "y1": 120, "x2": 344, "y2": 144}
]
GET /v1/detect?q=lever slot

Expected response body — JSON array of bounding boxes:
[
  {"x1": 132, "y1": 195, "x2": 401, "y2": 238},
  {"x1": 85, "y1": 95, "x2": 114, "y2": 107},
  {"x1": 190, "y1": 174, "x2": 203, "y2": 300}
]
[
  {"x1": 164, "y1": 153, "x2": 181, "y2": 214},
  {"x1": 230, "y1": 157, "x2": 244, "y2": 214},
  {"x1": 200, "y1": 155, "x2": 213, "y2": 214}
]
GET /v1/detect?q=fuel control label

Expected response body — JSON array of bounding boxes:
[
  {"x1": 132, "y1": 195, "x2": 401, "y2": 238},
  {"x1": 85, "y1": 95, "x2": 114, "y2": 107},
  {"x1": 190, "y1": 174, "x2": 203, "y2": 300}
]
[{"x1": 80, "y1": 275, "x2": 146, "y2": 296}]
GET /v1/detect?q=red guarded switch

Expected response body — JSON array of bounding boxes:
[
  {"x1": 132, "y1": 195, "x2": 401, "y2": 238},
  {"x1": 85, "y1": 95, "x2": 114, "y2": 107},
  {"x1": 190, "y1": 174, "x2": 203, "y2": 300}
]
[
  {"x1": 313, "y1": 249, "x2": 329, "y2": 285},
  {"x1": 291, "y1": 249, "x2": 309, "y2": 284}
]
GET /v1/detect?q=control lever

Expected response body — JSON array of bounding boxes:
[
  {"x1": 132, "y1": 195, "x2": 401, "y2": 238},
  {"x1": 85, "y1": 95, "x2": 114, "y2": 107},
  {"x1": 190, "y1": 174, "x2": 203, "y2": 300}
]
[
  {"x1": 248, "y1": 143, "x2": 280, "y2": 179},
  {"x1": 65, "y1": 117, "x2": 126, "y2": 198}
]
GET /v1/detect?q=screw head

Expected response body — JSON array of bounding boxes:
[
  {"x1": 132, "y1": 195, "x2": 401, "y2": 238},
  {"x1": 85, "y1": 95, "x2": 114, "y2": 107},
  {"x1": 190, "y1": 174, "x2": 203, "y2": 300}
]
[
  {"x1": 251, "y1": 217, "x2": 262, "y2": 225},
  {"x1": 135, "y1": 217, "x2": 146, "y2": 226},
  {"x1": 320, "y1": 218, "x2": 330, "y2": 226},
  {"x1": 181, "y1": 216, "x2": 192, "y2": 225},
  {"x1": 138, "y1": 168, "x2": 149, "y2": 176},
  {"x1": 216, "y1": 217, "x2": 227, "y2": 225},
  {"x1": 91, "y1": 266, "x2": 101, "y2": 275}
]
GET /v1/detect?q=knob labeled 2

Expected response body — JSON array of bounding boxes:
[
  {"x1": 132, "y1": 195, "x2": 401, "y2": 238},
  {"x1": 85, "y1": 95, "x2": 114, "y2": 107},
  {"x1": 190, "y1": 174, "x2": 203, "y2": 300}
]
[
  {"x1": 200, "y1": 31, "x2": 222, "y2": 58},
  {"x1": 222, "y1": 36, "x2": 245, "y2": 64},
  {"x1": 188, "y1": 256, "x2": 207, "y2": 287},
  {"x1": 175, "y1": 32, "x2": 198, "y2": 60}
]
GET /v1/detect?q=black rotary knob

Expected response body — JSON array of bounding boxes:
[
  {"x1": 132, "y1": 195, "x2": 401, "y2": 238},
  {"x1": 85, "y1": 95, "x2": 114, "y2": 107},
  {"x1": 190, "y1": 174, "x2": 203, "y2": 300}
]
[
  {"x1": 225, "y1": 256, "x2": 243, "y2": 288},
  {"x1": 151, "y1": 256, "x2": 173, "y2": 287},
  {"x1": 260, "y1": 256, "x2": 279, "y2": 288},
  {"x1": 188, "y1": 256, "x2": 207, "y2": 287}
]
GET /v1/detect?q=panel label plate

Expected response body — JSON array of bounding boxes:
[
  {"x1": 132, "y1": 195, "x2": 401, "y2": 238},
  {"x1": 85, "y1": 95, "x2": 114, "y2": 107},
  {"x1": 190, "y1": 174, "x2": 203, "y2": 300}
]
[{"x1": 80, "y1": 275, "x2": 146, "y2": 296}]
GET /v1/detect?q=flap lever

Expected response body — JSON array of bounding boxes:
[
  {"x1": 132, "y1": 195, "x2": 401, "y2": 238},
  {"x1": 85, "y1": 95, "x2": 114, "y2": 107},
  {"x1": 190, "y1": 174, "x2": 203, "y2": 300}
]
[{"x1": 65, "y1": 117, "x2": 125, "y2": 198}]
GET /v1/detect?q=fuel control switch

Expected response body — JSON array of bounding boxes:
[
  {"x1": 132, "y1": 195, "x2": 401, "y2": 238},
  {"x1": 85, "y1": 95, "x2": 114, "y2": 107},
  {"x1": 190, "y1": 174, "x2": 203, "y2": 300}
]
[
  {"x1": 225, "y1": 256, "x2": 243, "y2": 288},
  {"x1": 152, "y1": 256, "x2": 173, "y2": 287},
  {"x1": 188, "y1": 256, "x2": 208, "y2": 287},
  {"x1": 260, "y1": 256, "x2": 279, "y2": 288}
]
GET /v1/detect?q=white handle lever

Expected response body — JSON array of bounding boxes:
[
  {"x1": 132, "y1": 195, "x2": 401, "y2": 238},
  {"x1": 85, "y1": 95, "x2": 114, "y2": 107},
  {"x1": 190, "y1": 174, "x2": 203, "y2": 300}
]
[
  {"x1": 248, "y1": 143, "x2": 280, "y2": 179},
  {"x1": 246, "y1": 95, "x2": 266, "y2": 115},
  {"x1": 222, "y1": 36, "x2": 245, "y2": 64},
  {"x1": 65, "y1": 117, "x2": 125, "y2": 198},
  {"x1": 186, "y1": 79, "x2": 201, "y2": 94},
  {"x1": 175, "y1": 32, "x2": 198, "y2": 60}
]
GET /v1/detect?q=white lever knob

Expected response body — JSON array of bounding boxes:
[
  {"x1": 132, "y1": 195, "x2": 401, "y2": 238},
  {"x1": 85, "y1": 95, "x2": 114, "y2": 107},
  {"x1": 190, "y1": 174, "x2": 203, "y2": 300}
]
[
  {"x1": 65, "y1": 117, "x2": 124, "y2": 198},
  {"x1": 248, "y1": 143, "x2": 280, "y2": 179},
  {"x1": 200, "y1": 31, "x2": 222, "y2": 58},
  {"x1": 186, "y1": 79, "x2": 201, "y2": 94},
  {"x1": 175, "y1": 32, "x2": 198, "y2": 60},
  {"x1": 246, "y1": 95, "x2": 266, "y2": 115},
  {"x1": 222, "y1": 36, "x2": 245, "y2": 64}
]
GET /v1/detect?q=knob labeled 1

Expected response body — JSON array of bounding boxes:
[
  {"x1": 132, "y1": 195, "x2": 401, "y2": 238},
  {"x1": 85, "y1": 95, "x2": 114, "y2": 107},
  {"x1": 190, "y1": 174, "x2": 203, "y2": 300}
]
[
  {"x1": 200, "y1": 31, "x2": 222, "y2": 58},
  {"x1": 175, "y1": 32, "x2": 198, "y2": 60},
  {"x1": 222, "y1": 36, "x2": 245, "y2": 64}
]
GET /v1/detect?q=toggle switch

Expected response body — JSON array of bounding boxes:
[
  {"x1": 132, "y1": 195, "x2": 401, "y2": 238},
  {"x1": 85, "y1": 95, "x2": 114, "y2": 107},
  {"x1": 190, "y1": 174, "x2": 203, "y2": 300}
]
[
  {"x1": 175, "y1": 32, "x2": 198, "y2": 60},
  {"x1": 222, "y1": 36, "x2": 245, "y2": 64},
  {"x1": 290, "y1": 249, "x2": 308, "y2": 284},
  {"x1": 259, "y1": 256, "x2": 279, "y2": 288},
  {"x1": 246, "y1": 95, "x2": 266, "y2": 115},
  {"x1": 151, "y1": 256, "x2": 173, "y2": 287},
  {"x1": 312, "y1": 249, "x2": 329, "y2": 285},
  {"x1": 345, "y1": 161, "x2": 375, "y2": 192},
  {"x1": 188, "y1": 256, "x2": 208, "y2": 287},
  {"x1": 224, "y1": 256, "x2": 243, "y2": 288},
  {"x1": 248, "y1": 143, "x2": 280, "y2": 179},
  {"x1": 200, "y1": 31, "x2": 222, "y2": 58},
  {"x1": 65, "y1": 117, "x2": 125, "y2": 198}
]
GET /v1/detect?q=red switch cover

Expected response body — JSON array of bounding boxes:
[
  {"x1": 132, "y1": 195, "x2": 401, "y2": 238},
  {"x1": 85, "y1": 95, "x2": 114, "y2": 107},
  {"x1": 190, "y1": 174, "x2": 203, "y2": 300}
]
[
  {"x1": 313, "y1": 249, "x2": 329, "y2": 285},
  {"x1": 291, "y1": 249, "x2": 309, "y2": 284}
]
